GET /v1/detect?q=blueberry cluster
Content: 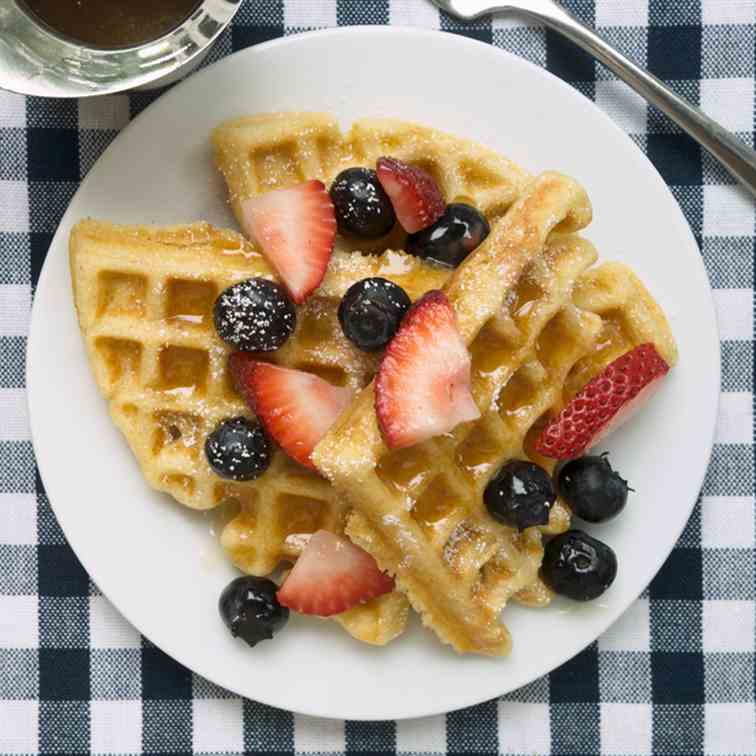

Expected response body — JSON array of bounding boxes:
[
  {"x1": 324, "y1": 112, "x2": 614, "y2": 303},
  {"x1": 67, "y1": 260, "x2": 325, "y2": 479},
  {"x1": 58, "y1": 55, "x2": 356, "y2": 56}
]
[
  {"x1": 328, "y1": 168, "x2": 489, "y2": 351},
  {"x1": 484, "y1": 453, "x2": 629, "y2": 601}
]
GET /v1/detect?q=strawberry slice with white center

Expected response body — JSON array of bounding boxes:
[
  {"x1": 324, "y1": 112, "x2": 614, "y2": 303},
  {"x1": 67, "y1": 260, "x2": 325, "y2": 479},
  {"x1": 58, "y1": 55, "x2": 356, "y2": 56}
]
[
  {"x1": 229, "y1": 355, "x2": 352, "y2": 470},
  {"x1": 535, "y1": 342, "x2": 671, "y2": 460},
  {"x1": 277, "y1": 530, "x2": 394, "y2": 616},
  {"x1": 375, "y1": 290, "x2": 480, "y2": 449},
  {"x1": 240, "y1": 180, "x2": 337, "y2": 304},
  {"x1": 376, "y1": 156, "x2": 445, "y2": 233}
]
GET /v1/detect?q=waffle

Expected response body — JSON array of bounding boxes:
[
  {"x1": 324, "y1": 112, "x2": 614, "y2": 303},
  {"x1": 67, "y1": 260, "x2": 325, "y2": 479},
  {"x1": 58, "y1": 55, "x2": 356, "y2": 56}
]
[
  {"x1": 312, "y1": 172, "x2": 678, "y2": 655},
  {"x1": 69, "y1": 219, "x2": 449, "y2": 645},
  {"x1": 212, "y1": 112, "x2": 531, "y2": 254}
]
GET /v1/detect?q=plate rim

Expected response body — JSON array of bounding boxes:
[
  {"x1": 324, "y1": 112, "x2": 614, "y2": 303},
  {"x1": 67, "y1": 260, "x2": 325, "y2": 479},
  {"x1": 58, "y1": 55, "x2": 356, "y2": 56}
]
[{"x1": 27, "y1": 25, "x2": 721, "y2": 720}]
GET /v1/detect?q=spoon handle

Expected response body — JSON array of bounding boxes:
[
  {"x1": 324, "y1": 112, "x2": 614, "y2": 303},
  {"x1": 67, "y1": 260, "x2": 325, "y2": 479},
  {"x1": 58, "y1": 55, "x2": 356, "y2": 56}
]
[{"x1": 523, "y1": 2, "x2": 756, "y2": 196}]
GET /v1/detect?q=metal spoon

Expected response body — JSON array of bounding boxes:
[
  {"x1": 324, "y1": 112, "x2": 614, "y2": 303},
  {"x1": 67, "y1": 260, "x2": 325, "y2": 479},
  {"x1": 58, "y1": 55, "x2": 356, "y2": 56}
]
[{"x1": 431, "y1": 0, "x2": 756, "y2": 196}]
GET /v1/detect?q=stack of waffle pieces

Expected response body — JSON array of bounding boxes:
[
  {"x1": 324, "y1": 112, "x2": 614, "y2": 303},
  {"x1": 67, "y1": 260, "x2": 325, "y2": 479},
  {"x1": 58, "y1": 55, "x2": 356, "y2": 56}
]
[{"x1": 71, "y1": 113, "x2": 676, "y2": 655}]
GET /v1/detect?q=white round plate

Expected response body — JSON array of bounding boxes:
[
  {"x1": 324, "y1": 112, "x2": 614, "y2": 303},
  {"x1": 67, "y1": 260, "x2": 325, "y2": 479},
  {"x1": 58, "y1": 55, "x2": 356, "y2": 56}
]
[{"x1": 28, "y1": 27, "x2": 719, "y2": 720}]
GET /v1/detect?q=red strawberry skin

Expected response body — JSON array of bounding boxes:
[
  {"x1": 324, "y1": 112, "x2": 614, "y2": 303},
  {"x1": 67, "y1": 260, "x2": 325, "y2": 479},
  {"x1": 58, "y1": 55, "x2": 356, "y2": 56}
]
[
  {"x1": 240, "y1": 180, "x2": 336, "y2": 304},
  {"x1": 376, "y1": 157, "x2": 445, "y2": 233},
  {"x1": 229, "y1": 355, "x2": 352, "y2": 470},
  {"x1": 375, "y1": 290, "x2": 480, "y2": 449},
  {"x1": 535, "y1": 343, "x2": 670, "y2": 460},
  {"x1": 277, "y1": 531, "x2": 394, "y2": 616}
]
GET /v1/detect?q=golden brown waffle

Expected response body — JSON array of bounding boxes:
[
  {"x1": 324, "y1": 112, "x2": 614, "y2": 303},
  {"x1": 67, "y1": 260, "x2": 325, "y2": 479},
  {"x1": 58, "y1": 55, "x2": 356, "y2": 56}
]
[
  {"x1": 70, "y1": 220, "x2": 449, "y2": 511},
  {"x1": 69, "y1": 219, "x2": 448, "y2": 645},
  {"x1": 508, "y1": 262, "x2": 678, "y2": 607},
  {"x1": 212, "y1": 112, "x2": 531, "y2": 254},
  {"x1": 313, "y1": 173, "x2": 678, "y2": 655}
]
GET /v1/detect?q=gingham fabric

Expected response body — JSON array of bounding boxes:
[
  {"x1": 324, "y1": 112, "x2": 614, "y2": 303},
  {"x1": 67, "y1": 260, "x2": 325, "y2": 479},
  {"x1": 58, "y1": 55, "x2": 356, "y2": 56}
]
[{"x1": 1, "y1": 1, "x2": 754, "y2": 754}]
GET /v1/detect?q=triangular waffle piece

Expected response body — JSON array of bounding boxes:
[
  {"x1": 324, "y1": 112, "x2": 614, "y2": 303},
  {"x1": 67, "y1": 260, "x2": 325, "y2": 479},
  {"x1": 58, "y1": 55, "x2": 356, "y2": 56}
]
[
  {"x1": 313, "y1": 173, "x2": 677, "y2": 655},
  {"x1": 70, "y1": 219, "x2": 448, "y2": 645}
]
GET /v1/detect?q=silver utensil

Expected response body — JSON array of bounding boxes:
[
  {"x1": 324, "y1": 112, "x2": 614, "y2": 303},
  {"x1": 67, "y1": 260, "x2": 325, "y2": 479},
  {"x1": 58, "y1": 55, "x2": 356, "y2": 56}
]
[{"x1": 432, "y1": 0, "x2": 756, "y2": 196}]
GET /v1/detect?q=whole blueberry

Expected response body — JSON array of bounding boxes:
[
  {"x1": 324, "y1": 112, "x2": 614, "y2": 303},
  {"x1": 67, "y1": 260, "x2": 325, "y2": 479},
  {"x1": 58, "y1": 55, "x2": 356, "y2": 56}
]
[
  {"x1": 484, "y1": 460, "x2": 556, "y2": 530},
  {"x1": 330, "y1": 167, "x2": 396, "y2": 238},
  {"x1": 557, "y1": 454, "x2": 630, "y2": 523},
  {"x1": 540, "y1": 530, "x2": 617, "y2": 601},
  {"x1": 219, "y1": 576, "x2": 288, "y2": 647},
  {"x1": 205, "y1": 417, "x2": 271, "y2": 481},
  {"x1": 213, "y1": 278, "x2": 296, "y2": 352},
  {"x1": 406, "y1": 203, "x2": 489, "y2": 267},
  {"x1": 338, "y1": 277, "x2": 411, "y2": 351}
]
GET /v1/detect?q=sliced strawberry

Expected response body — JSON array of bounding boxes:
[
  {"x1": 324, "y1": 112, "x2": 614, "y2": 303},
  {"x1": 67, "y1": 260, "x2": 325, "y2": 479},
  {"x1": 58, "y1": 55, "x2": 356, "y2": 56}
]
[
  {"x1": 229, "y1": 355, "x2": 352, "y2": 470},
  {"x1": 376, "y1": 157, "x2": 445, "y2": 233},
  {"x1": 535, "y1": 343, "x2": 670, "y2": 460},
  {"x1": 375, "y1": 290, "x2": 480, "y2": 449},
  {"x1": 277, "y1": 530, "x2": 394, "y2": 616},
  {"x1": 240, "y1": 180, "x2": 336, "y2": 304}
]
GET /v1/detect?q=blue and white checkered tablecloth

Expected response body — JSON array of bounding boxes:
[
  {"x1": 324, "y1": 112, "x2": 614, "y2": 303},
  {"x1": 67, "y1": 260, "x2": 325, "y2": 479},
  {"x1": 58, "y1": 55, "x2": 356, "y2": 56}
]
[{"x1": 1, "y1": 1, "x2": 754, "y2": 754}]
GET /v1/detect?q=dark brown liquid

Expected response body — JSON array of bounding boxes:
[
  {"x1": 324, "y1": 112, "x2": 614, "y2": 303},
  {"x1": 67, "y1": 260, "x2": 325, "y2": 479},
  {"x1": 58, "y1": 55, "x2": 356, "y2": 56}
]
[{"x1": 22, "y1": 0, "x2": 201, "y2": 48}]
